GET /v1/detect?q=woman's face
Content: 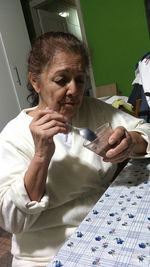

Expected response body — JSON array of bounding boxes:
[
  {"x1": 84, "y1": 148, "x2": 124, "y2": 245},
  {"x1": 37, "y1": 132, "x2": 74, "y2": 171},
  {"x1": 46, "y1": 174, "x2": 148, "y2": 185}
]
[{"x1": 31, "y1": 51, "x2": 86, "y2": 119}]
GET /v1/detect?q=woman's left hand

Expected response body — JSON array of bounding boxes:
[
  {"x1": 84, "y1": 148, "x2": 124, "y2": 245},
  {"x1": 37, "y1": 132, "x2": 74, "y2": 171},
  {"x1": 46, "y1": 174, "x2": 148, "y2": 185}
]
[{"x1": 103, "y1": 126, "x2": 134, "y2": 163}]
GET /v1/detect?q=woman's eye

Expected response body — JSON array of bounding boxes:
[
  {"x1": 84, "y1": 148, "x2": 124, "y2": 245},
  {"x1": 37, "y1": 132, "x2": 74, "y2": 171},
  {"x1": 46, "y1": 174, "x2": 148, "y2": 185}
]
[
  {"x1": 75, "y1": 76, "x2": 85, "y2": 85},
  {"x1": 54, "y1": 77, "x2": 68, "y2": 86}
]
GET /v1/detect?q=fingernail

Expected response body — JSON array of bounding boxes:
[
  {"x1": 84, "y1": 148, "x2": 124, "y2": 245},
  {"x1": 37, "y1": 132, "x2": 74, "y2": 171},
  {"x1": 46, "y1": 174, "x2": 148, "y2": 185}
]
[{"x1": 109, "y1": 138, "x2": 115, "y2": 145}]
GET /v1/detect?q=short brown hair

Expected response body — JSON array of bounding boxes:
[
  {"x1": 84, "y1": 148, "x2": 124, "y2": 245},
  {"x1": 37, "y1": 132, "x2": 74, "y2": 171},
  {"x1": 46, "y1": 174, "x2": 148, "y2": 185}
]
[{"x1": 27, "y1": 31, "x2": 89, "y2": 106}]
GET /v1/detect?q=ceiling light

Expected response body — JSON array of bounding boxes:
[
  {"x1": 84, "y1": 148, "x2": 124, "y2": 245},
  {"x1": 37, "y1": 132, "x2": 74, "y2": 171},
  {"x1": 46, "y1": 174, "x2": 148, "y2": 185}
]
[{"x1": 59, "y1": 12, "x2": 69, "y2": 18}]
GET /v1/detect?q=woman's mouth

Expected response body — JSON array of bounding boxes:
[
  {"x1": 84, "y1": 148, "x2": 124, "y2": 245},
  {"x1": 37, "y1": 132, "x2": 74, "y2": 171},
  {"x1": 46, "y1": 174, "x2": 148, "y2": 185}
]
[
  {"x1": 62, "y1": 101, "x2": 78, "y2": 106},
  {"x1": 65, "y1": 102, "x2": 75, "y2": 105}
]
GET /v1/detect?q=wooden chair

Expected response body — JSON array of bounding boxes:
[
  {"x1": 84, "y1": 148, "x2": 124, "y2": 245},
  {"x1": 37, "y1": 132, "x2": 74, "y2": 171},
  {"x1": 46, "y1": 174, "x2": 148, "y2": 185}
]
[
  {"x1": 0, "y1": 227, "x2": 12, "y2": 267},
  {"x1": 138, "y1": 93, "x2": 150, "y2": 122},
  {"x1": 128, "y1": 84, "x2": 150, "y2": 122},
  {"x1": 124, "y1": 97, "x2": 150, "y2": 121},
  {"x1": 119, "y1": 98, "x2": 142, "y2": 118},
  {"x1": 96, "y1": 83, "x2": 118, "y2": 98},
  {"x1": 134, "y1": 98, "x2": 142, "y2": 117}
]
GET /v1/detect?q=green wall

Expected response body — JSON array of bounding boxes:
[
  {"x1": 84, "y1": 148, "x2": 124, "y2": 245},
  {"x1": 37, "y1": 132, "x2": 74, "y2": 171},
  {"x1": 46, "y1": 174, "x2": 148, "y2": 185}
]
[{"x1": 80, "y1": 0, "x2": 150, "y2": 96}]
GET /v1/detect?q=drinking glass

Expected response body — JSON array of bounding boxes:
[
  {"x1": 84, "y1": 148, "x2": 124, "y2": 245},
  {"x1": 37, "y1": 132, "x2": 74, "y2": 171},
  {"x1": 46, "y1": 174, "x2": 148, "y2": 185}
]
[{"x1": 83, "y1": 122, "x2": 113, "y2": 157}]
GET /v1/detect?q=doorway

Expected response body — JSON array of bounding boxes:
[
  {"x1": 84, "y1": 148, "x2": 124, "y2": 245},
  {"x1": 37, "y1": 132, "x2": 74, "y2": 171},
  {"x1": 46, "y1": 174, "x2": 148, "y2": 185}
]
[
  {"x1": 28, "y1": 0, "x2": 82, "y2": 41},
  {"x1": 21, "y1": 0, "x2": 95, "y2": 96}
]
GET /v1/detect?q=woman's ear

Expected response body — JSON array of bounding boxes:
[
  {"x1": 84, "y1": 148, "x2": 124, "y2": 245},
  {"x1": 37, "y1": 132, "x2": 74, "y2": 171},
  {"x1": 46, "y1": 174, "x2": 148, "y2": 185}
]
[{"x1": 28, "y1": 72, "x2": 41, "y2": 93}]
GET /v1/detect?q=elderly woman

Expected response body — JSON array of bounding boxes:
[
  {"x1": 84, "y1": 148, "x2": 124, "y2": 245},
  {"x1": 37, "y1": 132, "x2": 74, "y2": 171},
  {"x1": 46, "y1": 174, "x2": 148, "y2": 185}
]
[{"x1": 0, "y1": 32, "x2": 150, "y2": 267}]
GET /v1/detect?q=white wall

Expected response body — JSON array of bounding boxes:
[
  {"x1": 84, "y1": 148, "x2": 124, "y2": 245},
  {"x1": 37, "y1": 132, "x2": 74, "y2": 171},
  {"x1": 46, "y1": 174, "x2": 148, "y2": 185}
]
[
  {"x1": 0, "y1": 33, "x2": 20, "y2": 131},
  {"x1": 0, "y1": 0, "x2": 31, "y2": 131},
  {"x1": 66, "y1": 6, "x2": 82, "y2": 40}
]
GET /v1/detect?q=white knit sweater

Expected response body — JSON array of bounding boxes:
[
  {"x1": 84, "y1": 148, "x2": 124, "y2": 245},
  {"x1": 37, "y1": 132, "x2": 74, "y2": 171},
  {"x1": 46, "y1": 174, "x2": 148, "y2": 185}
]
[{"x1": 0, "y1": 97, "x2": 150, "y2": 267}]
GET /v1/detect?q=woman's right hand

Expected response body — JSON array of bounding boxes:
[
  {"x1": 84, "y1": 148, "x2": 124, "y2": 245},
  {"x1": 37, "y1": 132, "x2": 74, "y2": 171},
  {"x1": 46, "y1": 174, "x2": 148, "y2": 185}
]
[
  {"x1": 24, "y1": 108, "x2": 69, "y2": 201},
  {"x1": 29, "y1": 108, "x2": 68, "y2": 161}
]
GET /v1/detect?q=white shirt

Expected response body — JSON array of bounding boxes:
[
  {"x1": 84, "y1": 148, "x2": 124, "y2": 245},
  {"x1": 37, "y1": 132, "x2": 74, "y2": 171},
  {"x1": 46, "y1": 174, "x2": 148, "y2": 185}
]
[{"x1": 0, "y1": 97, "x2": 150, "y2": 267}]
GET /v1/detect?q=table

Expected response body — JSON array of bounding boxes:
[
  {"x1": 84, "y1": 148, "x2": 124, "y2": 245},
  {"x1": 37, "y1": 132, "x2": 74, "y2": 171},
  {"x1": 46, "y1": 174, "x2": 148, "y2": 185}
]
[{"x1": 47, "y1": 159, "x2": 150, "y2": 267}]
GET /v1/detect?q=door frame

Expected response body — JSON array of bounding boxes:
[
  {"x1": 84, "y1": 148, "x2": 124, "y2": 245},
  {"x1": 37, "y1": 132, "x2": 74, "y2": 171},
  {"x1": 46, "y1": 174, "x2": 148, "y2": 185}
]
[
  {"x1": 29, "y1": 0, "x2": 96, "y2": 96},
  {"x1": 75, "y1": 0, "x2": 96, "y2": 96}
]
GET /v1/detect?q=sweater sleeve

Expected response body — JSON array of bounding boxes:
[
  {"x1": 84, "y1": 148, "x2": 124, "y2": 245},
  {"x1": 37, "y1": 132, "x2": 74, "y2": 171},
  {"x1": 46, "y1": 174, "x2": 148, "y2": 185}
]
[
  {"x1": 96, "y1": 99, "x2": 150, "y2": 156},
  {"x1": 0, "y1": 130, "x2": 49, "y2": 234},
  {"x1": 82, "y1": 97, "x2": 150, "y2": 156},
  {"x1": 110, "y1": 104, "x2": 150, "y2": 155}
]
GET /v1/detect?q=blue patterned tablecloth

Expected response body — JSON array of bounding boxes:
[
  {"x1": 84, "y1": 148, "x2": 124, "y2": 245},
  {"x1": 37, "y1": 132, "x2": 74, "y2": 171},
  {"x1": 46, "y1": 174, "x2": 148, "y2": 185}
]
[{"x1": 47, "y1": 159, "x2": 150, "y2": 267}]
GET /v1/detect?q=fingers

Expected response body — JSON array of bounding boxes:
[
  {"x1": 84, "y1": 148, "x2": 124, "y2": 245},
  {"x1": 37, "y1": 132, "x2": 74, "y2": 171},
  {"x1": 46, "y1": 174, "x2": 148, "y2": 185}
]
[
  {"x1": 103, "y1": 127, "x2": 133, "y2": 163},
  {"x1": 32, "y1": 108, "x2": 67, "y2": 127},
  {"x1": 104, "y1": 146, "x2": 132, "y2": 163},
  {"x1": 29, "y1": 108, "x2": 69, "y2": 155},
  {"x1": 107, "y1": 129, "x2": 132, "y2": 157},
  {"x1": 30, "y1": 108, "x2": 68, "y2": 132},
  {"x1": 108, "y1": 127, "x2": 126, "y2": 145}
]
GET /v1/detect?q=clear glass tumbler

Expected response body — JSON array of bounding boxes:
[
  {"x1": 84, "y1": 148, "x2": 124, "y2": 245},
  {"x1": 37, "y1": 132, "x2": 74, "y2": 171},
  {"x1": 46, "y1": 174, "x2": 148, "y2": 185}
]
[{"x1": 83, "y1": 122, "x2": 113, "y2": 157}]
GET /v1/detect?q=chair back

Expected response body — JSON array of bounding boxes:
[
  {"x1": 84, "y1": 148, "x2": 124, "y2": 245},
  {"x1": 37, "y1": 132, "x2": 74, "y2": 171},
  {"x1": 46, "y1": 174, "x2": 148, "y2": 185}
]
[
  {"x1": 96, "y1": 83, "x2": 118, "y2": 98},
  {"x1": 128, "y1": 52, "x2": 150, "y2": 122}
]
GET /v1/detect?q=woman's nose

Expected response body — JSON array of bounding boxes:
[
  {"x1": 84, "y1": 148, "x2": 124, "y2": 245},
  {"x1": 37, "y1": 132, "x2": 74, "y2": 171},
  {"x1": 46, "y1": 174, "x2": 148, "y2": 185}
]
[{"x1": 67, "y1": 79, "x2": 78, "y2": 95}]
